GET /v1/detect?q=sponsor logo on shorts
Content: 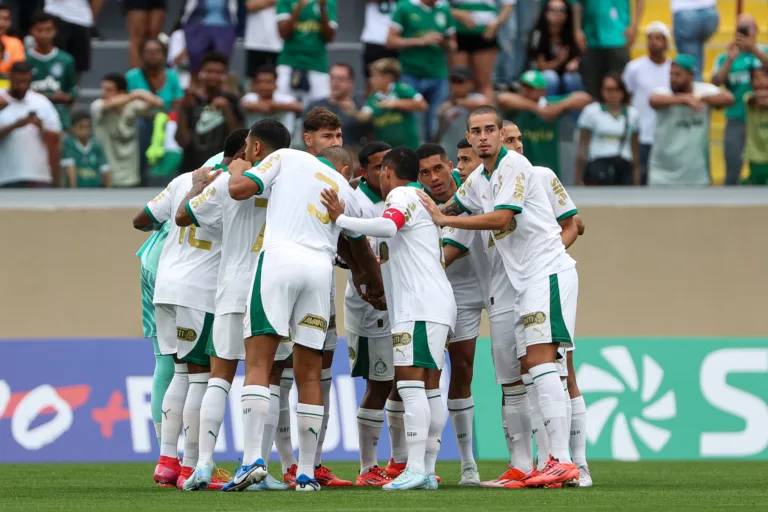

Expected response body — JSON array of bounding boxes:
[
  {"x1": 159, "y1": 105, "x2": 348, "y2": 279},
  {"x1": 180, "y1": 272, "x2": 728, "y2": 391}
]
[
  {"x1": 348, "y1": 346, "x2": 356, "y2": 361},
  {"x1": 298, "y1": 314, "x2": 327, "y2": 332},
  {"x1": 177, "y1": 327, "x2": 197, "y2": 342},
  {"x1": 374, "y1": 360, "x2": 387, "y2": 376},
  {"x1": 392, "y1": 333, "x2": 412, "y2": 347},
  {"x1": 328, "y1": 315, "x2": 336, "y2": 330},
  {"x1": 523, "y1": 312, "x2": 547, "y2": 328}
]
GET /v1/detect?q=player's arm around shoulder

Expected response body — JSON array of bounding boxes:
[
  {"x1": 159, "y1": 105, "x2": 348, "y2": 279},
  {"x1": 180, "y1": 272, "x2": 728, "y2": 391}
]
[
  {"x1": 230, "y1": 151, "x2": 285, "y2": 200},
  {"x1": 177, "y1": 169, "x2": 226, "y2": 227},
  {"x1": 175, "y1": 166, "x2": 222, "y2": 226},
  {"x1": 133, "y1": 176, "x2": 183, "y2": 231}
]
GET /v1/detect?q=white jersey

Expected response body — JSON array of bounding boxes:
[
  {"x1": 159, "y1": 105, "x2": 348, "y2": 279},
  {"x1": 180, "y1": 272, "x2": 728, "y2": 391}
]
[
  {"x1": 454, "y1": 148, "x2": 577, "y2": 291},
  {"x1": 442, "y1": 226, "x2": 486, "y2": 310},
  {"x1": 146, "y1": 173, "x2": 222, "y2": 312},
  {"x1": 344, "y1": 180, "x2": 390, "y2": 336},
  {"x1": 379, "y1": 184, "x2": 456, "y2": 329},
  {"x1": 242, "y1": 148, "x2": 361, "y2": 264},
  {"x1": 187, "y1": 168, "x2": 267, "y2": 315}
]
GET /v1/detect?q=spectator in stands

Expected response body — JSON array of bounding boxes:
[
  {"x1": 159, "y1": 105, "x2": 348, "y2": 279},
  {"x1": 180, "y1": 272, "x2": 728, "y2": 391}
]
[
  {"x1": 435, "y1": 66, "x2": 488, "y2": 160},
  {"x1": 572, "y1": 0, "x2": 644, "y2": 98},
  {"x1": 276, "y1": 0, "x2": 337, "y2": 104},
  {"x1": 244, "y1": 0, "x2": 282, "y2": 80},
  {"x1": 61, "y1": 110, "x2": 111, "y2": 188},
  {"x1": 362, "y1": 0, "x2": 398, "y2": 83},
  {"x1": 181, "y1": 0, "x2": 237, "y2": 78},
  {"x1": 387, "y1": 0, "x2": 457, "y2": 143},
  {"x1": 241, "y1": 65, "x2": 303, "y2": 132},
  {"x1": 91, "y1": 73, "x2": 161, "y2": 187},
  {"x1": 744, "y1": 66, "x2": 768, "y2": 185},
  {"x1": 527, "y1": 0, "x2": 582, "y2": 97},
  {"x1": 450, "y1": 0, "x2": 514, "y2": 101},
  {"x1": 126, "y1": 38, "x2": 184, "y2": 112},
  {"x1": 0, "y1": 5, "x2": 26, "y2": 78},
  {"x1": 165, "y1": 18, "x2": 191, "y2": 90},
  {"x1": 498, "y1": 69, "x2": 591, "y2": 177},
  {"x1": 176, "y1": 52, "x2": 244, "y2": 170},
  {"x1": 124, "y1": 0, "x2": 165, "y2": 69},
  {"x1": 44, "y1": 0, "x2": 93, "y2": 80},
  {"x1": 622, "y1": 21, "x2": 671, "y2": 184},
  {"x1": 576, "y1": 73, "x2": 640, "y2": 186},
  {"x1": 344, "y1": 58, "x2": 427, "y2": 150},
  {"x1": 0, "y1": 62, "x2": 61, "y2": 188},
  {"x1": 712, "y1": 14, "x2": 768, "y2": 186},
  {"x1": 305, "y1": 63, "x2": 368, "y2": 155},
  {"x1": 648, "y1": 55, "x2": 734, "y2": 186},
  {"x1": 27, "y1": 11, "x2": 77, "y2": 131},
  {"x1": 671, "y1": 0, "x2": 719, "y2": 80}
]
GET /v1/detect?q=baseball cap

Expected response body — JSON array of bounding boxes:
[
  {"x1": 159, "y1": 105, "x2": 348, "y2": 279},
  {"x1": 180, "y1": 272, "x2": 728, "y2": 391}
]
[
  {"x1": 520, "y1": 70, "x2": 546, "y2": 90},
  {"x1": 449, "y1": 66, "x2": 473, "y2": 82},
  {"x1": 673, "y1": 54, "x2": 697, "y2": 75},
  {"x1": 645, "y1": 21, "x2": 671, "y2": 40}
]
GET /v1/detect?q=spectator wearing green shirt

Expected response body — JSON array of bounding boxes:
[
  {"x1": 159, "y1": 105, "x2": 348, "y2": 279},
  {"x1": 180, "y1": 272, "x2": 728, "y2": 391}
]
[
  {"x1": 497, "y1": 69, "x2": 591, "y2": 177},
  {"x1": 711, "y1": 14, "x2": 768, "y2": 185},
  {"x1": 61, "y1": 111, "x2": 111, "y2": 188},
  {"x1": 125, "y1": 39, "x2": 185, "y2": 112},
  {"x1": 276, "y1": 0, "x2": 337, "y2": 104},
  {"x1": 343, "y1": 58, "x2": 428, "y2": 150},
  {"x1": 27, "y1": 11, "x2": 77, "y2": 130},
  {"x1": 387, "y1": 0, "x2": 457, "y2": 143},
  {"x1": 744, "y1": 67, "x2": 768, "y2": 185},
  {"x1": 572, "y1": 0, "x2": 645, "y2": 98}
]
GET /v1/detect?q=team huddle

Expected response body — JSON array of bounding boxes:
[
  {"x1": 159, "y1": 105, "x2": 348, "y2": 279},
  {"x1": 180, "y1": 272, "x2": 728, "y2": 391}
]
[{"x1": 132, "y1": 105, "x2": 591, "y2": 492}]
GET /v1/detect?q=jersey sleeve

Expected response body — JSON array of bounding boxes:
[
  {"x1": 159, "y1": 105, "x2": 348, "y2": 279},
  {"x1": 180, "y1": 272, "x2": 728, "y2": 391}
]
[
  {"x1": 276, "y1": 0, "x2": 292, "y2": 19},
  {"x1": 327, "y1": 0, "x2": 338, "y2": 27},
  {"x1": 341, "y1": 187, "x2": 365, "y2": 240},
  {"x1": 493, "y1": 160, "x2": 531, "y2": 213},
  {"x1": 453, "y1": 173, "x2": 484, "y2": 214},
  {"x1": 186, "y1": 180, "x2": 223, "y2": 229},
  {"x1": 384, "y1": 187, "x2": 418, "y2": 227},
  {"x1": 711, "y1": 52, "x2": 726, "y2": 75},
  {"x1": 576, "y1": 102, "x2": 597, "y2": 132},
  {"x1": 628, "y1": 107, "x2": 641, "y2": 134},
  {"x1": 621, "y1": 61, "x2": 636, "y2": 93},
  {"x1": 243, "y1": 150, "x2": 284, "y2": 197},
  {"x1": 546, "y1": 172, "x2": 578, "y2": 222},
  {"x1": 396, "y1": 82, "x2": 423, "y2": 101},
  {"x1": 442, "y1": 226, "x2": 475, "y2": 253},
  {"x1": 38, "y1": 97, "x2": 62, "y2": 133},
  {"x1": 390, "y1": 3, "x2": 406, "y2": 32},
  {"x1": 60, "y1": 137, "x2": 75, "y2": 168},
  {"x1": 144, "y1": 179, "x2": 176, "y2": 225}
]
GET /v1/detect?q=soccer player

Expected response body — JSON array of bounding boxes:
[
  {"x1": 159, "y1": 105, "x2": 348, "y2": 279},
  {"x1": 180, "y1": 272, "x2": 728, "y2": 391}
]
[
  {"x1": 418, "y1": 105, "x2": 580, "y2": 488},
  {"x1": 502, "y1": 120, "x2": 523, "y2": 154},
  {"x1": 321, "y1": 147, "x2": 457, "y2": 491},
  {"x1": 455, "y1": 138, "x2": 482, "y2": 180},
  {"x1": 415, "y1": 143, "x2": 485, "y2": 486},
  {"x1": 222, "y1": 146, "x2": 381, "y2": 492}
]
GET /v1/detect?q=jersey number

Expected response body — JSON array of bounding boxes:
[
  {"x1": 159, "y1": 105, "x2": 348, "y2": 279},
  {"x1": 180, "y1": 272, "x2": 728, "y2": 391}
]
[
  {"x1": 307, "y1": 173, "x2": 339, "y2": 225},
  {"x1": 178, "y1": 226, "x2": 212, "y2": 251}
]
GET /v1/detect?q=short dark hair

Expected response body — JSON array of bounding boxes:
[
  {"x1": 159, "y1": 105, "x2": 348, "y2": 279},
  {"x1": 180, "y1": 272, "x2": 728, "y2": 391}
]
[
  {"x1": 30, "y1": 10, "x2": 56, "y2": 28},
  {"x1": 102, "y1": 73, "x2": 128, "y2": 92},
  {"x1": 71, "y1": 110, "x2": 91, "y2": 127},
  {"x1": 0, "y1": 5, "x2": 10, "y2": 14},
  {"x1": 359, "y1": 141, "x2": 392, "y2": 168},
  {"x1": 750, "y1": 66, "x2": 767, "y2": 81},
  {"x1": 330, "y1": 63, "x2": 355, "y2": 80},
  {"x1": 223, "y1": 128, "x2": 250, "y2": 158},
  {"x1": 10, "y1": 62, "x2": 32, "y2": 74},
  {"x1": 140, "y1": 37, "x2": 167, "y2": 57},
  {"x1": 416, "y1": 143, "x2": 448, "y2": 161},
  {"x1": 318, "y1": 146, "x2": 354, "y2": 173},
  {"x1": 201, "y1": 51, "x2": 229, "y2": 69},
  {"x1": 254, "y1": 64, "x2": 277, "y2": 80},
  {"x1": 383, "y1": 147, "x2": 419, "y2": 182},
  {"x1": 456, "y1": 138, "x2": 472, "y2": 150},
  {"x1": 600, "y1": 73, "x2": 630, "y2": 105},
  {"x1": 467, "y1": 105, "x2": 503, "y2": 130},
  {"x1": 249, "y1": 118, "x2": 292, "y2": 152},
  {"x1": 304, "y1": 107, "x2": 342, "y2": 132}
]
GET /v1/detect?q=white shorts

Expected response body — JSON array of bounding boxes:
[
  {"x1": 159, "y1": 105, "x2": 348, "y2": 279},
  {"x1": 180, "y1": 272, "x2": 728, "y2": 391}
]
[
  {"x1": 392, "y1": 321, "x2": 449, "y2": 371},
  {"x1": 556, "y1": 347, "x2": 568, "y2": 378},
  {"x1": 489, "y1": 311, "x2": 522, "y2": 385},
  {"x1": 348, "y1": 332, "x2": 395, "y2": 381},
  {"x1": 513, "y1": 268, "x2": 578, "y2": 358},
  {"x1": 324, "y1": 300, "x2": 338, "y2": 352},
  {"x1": 245, "y1": 247, "x2": 333, "y2": 351},
  {"x1": 155, "y1": 303, "x2": 213, "y2": 366},
  {"x1": 209, "y1": 312, "x2": 245, "y2": 361},
  {"x1": 449, "y1": 307, "x2": 482, "y2": 343},
  {"x1": 276, "y1": 64, "x2": 331, "y2": 105},
  {"x1": 275, "y1": 336, "x2": 294, "y2": 362}
]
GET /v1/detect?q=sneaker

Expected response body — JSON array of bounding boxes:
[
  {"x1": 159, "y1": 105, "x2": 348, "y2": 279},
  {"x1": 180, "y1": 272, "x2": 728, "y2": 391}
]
[
  {"x1": 182, "y1": 461, "x2": 214, "y2": 491},
  {"x1": 425, "y1": 474, "x2": 439, "y2": 490},
  {"x1": 577, "y1": 464, "x2": 592, "y2": 488},
  {"x1": 458, "y1": 462, "x2": 481, "y2": 486},
  {"x1": 247, "y1": 474, "x2": 291, "y2": 491},
  {"x1": 503, "y1": 468, "x2": 541, "y2": 489},
  {"x1": 283, "y1": 464, "x2": 297, "y2": 487},
  {"x1": 356, "y1": 466, "x2": 392, "y2": 487},
  {"x1": 314, "y1": 465, "x2": 353, "y2": 487},
  {"x1": 221, "y1": 458, "x2": 267, "y2": 492},
  {"x1": 481, "y1": 466, "x2": 527, "y2": 488},
  {"x1": 385, "y1": 458, "x2": 407, "y2": 479},
  {"x1": 208, "y1": 467, "x2": 232, "y2": 490},
  {"x1": 522, "y1": 457, "x2": 579, "y2": 488},
  {"x1": 154, "y1": 456, "x2": 181, "y2": 487},
  {"x1": 295, "y1": 473, "x2": 321, "y2": 492},
  {"x1": 382, "y1": 468, "x2": 429, "y2": 491}
]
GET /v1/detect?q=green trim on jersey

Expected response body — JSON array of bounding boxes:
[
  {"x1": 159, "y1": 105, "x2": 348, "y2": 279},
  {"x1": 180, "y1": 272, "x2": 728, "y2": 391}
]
[
  {"x1": 556, "y1": 209, "x2": 578, "y2": 222},
  {"x1": 350, "y1": 336, "x2": 370, "y2": 379},
  {"x1": 443, "y1": 238, "x2": 468, "y2": 253},
  {"x1": 248, "y1": 252, "x2": 279, "y2": 337},
  {"x1": 405, "y1": 181, "x2": 424, "y2": 189},
  {"x1": 143, "y1": 206, "x2": 160, "y2": 227},
  {"x1": 243, "y1": 171, "x2": 265, "y2": 195},
  {"x1": 359, "y1": 179, "x2": 383, "y2": 204},
  {"x1": 453, "y1": 193, "x2": 473, "y2": 214},
  {"x1": 482, "y1": 146, "x2": 509, "y2": 179},
  {"x1": 413, "y1": 321, "x2": 439, "y2": 370},
  {"x1": 494, "y1": 205, "x2": 522, "y2": 213},
  {"x1": 185, "y1": 203, "x2": 201, "y2": 227},
  {"x1": 180, "y1": 313, "x2": 214, "y2": 366},
  {"x1": 549, "y1": 274, "x2": 572, "y2": 345},
  {"x1": 317, "y1": 157, "x2": 336, "y2": 170}
]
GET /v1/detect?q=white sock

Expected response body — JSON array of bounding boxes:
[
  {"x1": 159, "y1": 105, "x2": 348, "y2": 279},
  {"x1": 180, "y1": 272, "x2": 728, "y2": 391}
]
[
  {"x1": 198, "y1": 377, "x2": 230, "y2": 466},
  {"x1": 154, "y1": 422, "x2": 162, "y2": 446},
  {"x1": 296, "y1": 403, "x2": 324, "y2": 478},
  {"x1": 241, "y1": 384, "x2": 271, "y2": 466},
  {"x1": 397, "y1": 381, "x2": 430, "y2": 474},
  {"x1": 277, "y1": 370, "x2": 297, "y2": 473},
  {"x1": 425, "y1": 389, "x2": 445, "y2": 475},
  {"x1": 524, "y1": 373, "x2": 550, "y2": 470},
  {"x1": 313, "y1": 368, "x2": 333, "y2": 468},
  {"x1": 385, "y1": 399, "x2": 407, "y2": 464},
  {"x1": 501, "y1": 402, "x2": 514, "y2": 467},
  {"x1": 181, "y1": 372, "x2": 209, "y2": 468},
  {"x1": 261, "y1": 385, "x2": 280, "y2": 470},
  {"x1": 563, "y1": 379, "x2": 572, "y2": 432},
  {"x1": 447, "y1": 397, "x2": 475, "y2": 467},
  {"x1": 357, "y1": 408, "x2": 384, "y2": 474},
  {"x1": 530, "y1": 363, "x2": 571, "y2": 463},
  {"x1": 503, "y1": 385, "x2": 533, "y2": 474},
  {"x1": 570, "y1": 396, "x2": 588, "y2": 466},
  {"x1": 160, "y1": 363, "x2": 189, "y2": 459}
]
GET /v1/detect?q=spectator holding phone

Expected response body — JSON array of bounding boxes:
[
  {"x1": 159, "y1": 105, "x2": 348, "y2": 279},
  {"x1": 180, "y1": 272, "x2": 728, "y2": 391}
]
[{"x1": 711, "y1": 14, "x2": 768, "y2": 185}]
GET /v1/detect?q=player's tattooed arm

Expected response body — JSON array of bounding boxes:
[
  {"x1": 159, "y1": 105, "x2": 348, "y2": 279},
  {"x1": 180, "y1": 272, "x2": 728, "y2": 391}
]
[
  {"x1": 438, "y1": 197, "x2": 465, "y2": 217},
  {"x1": 228, "y1": 158, "x2": 260, "y2": 200},
  {"x1": 175, "y1": 167, "x2": 219, "y2": 226},
  {"x1": 418, "y1": 189, "x2": 514, "y2": 231}
]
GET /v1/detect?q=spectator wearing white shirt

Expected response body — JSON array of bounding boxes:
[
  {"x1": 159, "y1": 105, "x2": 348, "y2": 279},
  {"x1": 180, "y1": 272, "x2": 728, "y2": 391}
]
[
  {"x1": 361, "y1": 0, "x2": 398, "y2": 81},
  {"x1": 244, "y1": 0, "x2": 282, "y2": 79},
  {"x1": 0, "y1": 62, "x2": 62, "y2": 188},
  {"x1": 240, "y1": 65, "x2": 303, "y2": 133},
  {"x1": 44, "y1": 0, "x2": 93, "y2": 79},
  {"x1": 622, "y1": 21, "x2": 671, "y2": 184}
]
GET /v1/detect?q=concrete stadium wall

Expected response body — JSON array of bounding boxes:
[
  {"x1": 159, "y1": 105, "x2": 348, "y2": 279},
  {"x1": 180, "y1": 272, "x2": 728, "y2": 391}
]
[{"x1": 1, "y1": 189, "x2": 764, "y2": 339}]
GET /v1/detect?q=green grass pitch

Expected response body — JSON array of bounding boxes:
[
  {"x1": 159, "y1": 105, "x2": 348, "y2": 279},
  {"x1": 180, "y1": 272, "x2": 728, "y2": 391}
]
[{"x1": 1, "y1": 461, "x2": 767, "y2": 511}]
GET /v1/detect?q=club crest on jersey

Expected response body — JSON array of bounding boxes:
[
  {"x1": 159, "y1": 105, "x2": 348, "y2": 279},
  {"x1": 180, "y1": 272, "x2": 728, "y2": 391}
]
[
  {"x1": 435, "y1": 12, "x2": 447, "y2": 27},
  {"x1": 299, "y1": 314, "x2": 327, "y2": 332},
  {"x1": 379, "y1": 242, "x2": 390, "y2": 264},
  {"x1": 523, "y1": 312, "x2": 547, "y2": 328},
  {"x1": 51, "y1": 63, "x2": 63, "y2": 77},
  {"x1": 348, "y1": 345, "x2": 356, "y2": 361},
  {"x1": 374, "y1": 360, "x2": 388, "y2": 375},
  {"x1": 177, "y1": 327, "x2": 198, "y2": 342},
  {"x1": 492, "y1": 217, "x2": 517, "y2": 240},
  {"x1": 393, "y1": 333, "x2": 412, "y2": 347}
]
